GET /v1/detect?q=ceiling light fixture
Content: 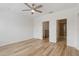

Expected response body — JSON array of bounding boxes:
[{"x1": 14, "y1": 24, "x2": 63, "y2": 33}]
[{"x1": 31, "y1": 9, "x2": 35, "y2": 13}]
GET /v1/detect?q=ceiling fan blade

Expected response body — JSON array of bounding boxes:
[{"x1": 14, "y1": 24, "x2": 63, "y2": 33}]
[
  {"x1": 32, "y1": 4, "x2": 35, "y2": 6},
  {"x1": 32, "y1": 3, "x2": 36, "y2": 9},
  {"x1": 22, "y1": 9, "x2": 31, "y2": 11},
  {"x1": 35, "y1": 9, "x2": 42, "y2": 13},
  {"x1": 24, "y1": 3, "x2": 32, "y2": 9},
  {"x1": 35, "y1": 5, "x2": 42, "y2": 9}
]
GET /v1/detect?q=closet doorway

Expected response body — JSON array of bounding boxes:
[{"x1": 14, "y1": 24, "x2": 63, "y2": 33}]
[
  {"x1": 57, "y1": 19, "x2": 67, "y2": 45},
  {"x1": 43, "y1": 21, "x2": 49, "y2": 41}
]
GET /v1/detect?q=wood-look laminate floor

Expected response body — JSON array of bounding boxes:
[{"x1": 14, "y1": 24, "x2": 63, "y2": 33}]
[{"x1": 0, "y1": 39, "x2": 79, "y2": 56}]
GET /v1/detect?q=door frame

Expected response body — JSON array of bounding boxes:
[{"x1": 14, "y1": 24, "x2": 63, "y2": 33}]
[
  {"x1": 42, "y1": 21, "x2": 49, "y2": 40},
  {"x1": 56, "y1": 18, "x2": 67, "y2": 43}
]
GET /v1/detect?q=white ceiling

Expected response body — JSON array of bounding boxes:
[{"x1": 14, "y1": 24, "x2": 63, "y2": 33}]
[{"x1": 0, "y1": 3, "x2": 78, "y2": 18}]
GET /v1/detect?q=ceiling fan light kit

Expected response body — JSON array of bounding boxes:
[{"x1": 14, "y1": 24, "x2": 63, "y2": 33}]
[{"x1": 31, "y1": 9, "x2": 35, "y2": 13}]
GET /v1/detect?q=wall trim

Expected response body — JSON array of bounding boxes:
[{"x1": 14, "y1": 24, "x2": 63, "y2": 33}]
[{"x1": 0, "y1": 38, "x2": 32, "y2": 47}]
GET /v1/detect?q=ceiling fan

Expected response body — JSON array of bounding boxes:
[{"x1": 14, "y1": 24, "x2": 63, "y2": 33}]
[{"x1": 22, "y1": 3, "x2": 43, "y2": 14}]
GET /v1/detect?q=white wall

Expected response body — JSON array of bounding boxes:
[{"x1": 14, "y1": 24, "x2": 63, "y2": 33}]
[
  {"x1": 33, "y1": 14, "x2": 51, "y2": 39},
  {"x1": 0, "y1": 10, "x2": 33, "y2": 46},
  {"x1": 33, "y1": 7, "x2": 79, "y2": 49},
  {"x1": 76, "y1": 7, "x2": 79, "y2": 49},
  {"x1": 51, "y1": 8, "x2": 78, "y2": 48},
  {"x1": 77, "y1": 14, "x2": 79, "y2": 49}
]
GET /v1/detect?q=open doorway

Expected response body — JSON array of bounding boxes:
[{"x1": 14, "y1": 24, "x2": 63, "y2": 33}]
[
  {"x1": 57, "y1": 19, "x2": 67, "y2": 45},
  {"x1": 43, "y1": 21, "x2": 49, "y2": 41}
]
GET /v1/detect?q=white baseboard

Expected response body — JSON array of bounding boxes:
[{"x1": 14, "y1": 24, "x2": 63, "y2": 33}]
[
  {"x1": 0, "y1": 38, "x2": 79, "y2": 51},
  {"x1": 67, "y1": 44, "x2": 79, "y2": 50},
  {"x1": 0, "y1": 38, "x2": 32, "y2": 47}
]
